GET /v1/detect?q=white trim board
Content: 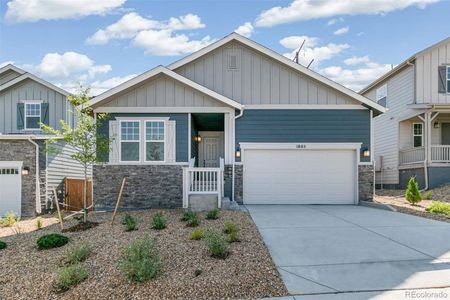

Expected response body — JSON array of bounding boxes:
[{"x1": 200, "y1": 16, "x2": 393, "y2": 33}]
[
  {"x1": 244, "y1": 104, "x2": 367, "y2": 110},
  {"x1": 0, "y1": 64, "x2": 26, "y2": 76},
  {"x1": 88, "y1": 66, "x2": 243, "y2": 110},
  {"x1": 239, "y1": 142, "x2": 362, "y2": 150},
  {"x1": 168, "y1": 33, "x2": 385, "y2": 115},
  {"x1": 94, "y1": 106, "x2": 235, "y2": 114},
  {"x1": 0, "y1": 71, "x2": 70, "y2": 96}
]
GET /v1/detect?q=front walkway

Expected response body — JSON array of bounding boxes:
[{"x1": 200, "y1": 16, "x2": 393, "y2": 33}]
[{"x1": 247, "y1": 205, "x2": 450, "y2": 296}]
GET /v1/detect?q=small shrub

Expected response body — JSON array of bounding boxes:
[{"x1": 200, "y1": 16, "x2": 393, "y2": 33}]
[
  {"x1": 0, "y1": 211, "x2": 19, "y2": 227},
  {"x1": 37, "y1": 234, "x2": 69, "y2": 250},
  {"x1": 118, "y1": 237, "x2": 162, "y2": 282},
  {"x1": 224, "y1": 221, "x2": 238, "y2": 234},
  {"x1": 405, "y1": 177, "x2": 422, "y2": 205},
  {"x1": 181, "y1": 210, "x2": 196, "y2": 222},
  {"x1": 63, "y1": 242, "x2": 91, "y2": 265},
  {"x1": 186, "y1": 213, "x2": 199, "y2": 227},
  {"x1": 151, "y1": 212, "x2": 166, "y2": 230},
  {"x1": 426, "y1": 201, "x2": 450, "y2": 216},
  {"x1": 229, "y1": 230, "x2": 239, "y2": 243},
  {"x1": 206, "y1": 209, "x2": 219, "y2": 220},
  {"x1": 122, "y1": 213, "x2": 138, "y2": 231},
  {"x1": 205, "y1": 230, "x2": 228, "y2": 259},
  {"x1": 36, "y1": 218, "x2": 43, "y2": 230},
  {"x1": 424, "y1": 191, "x2": 432, "y2": 200},
  {"x1": 53, "y1": 264, "x2": 87, "y2": 291},
  {"x1": 189, "y1": 228, "x2": 204, "y2": 240},
  {"x1": 0, "y1": 240, "x2": 6, "y2": 250}
]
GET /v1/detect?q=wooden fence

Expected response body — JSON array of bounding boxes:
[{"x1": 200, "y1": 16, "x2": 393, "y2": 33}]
[{"x1": 64, "y1": 177, "x2": 93, "y2": 211}]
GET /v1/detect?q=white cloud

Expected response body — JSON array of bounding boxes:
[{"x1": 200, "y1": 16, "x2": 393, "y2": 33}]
[
  {"x1": 281, "y1": 36, "x2": 349, "y2": 68},
  {"x1": 255, "y1": 0, "x2": 439, "y2": 27},
  {"x1": 234, "y1": 22, "x2": 254, "y2": 38},
  {"x1": 5, "y1": 0, "x2": 125, "y2": 23},
  {"x1": 333, "y1": 26, "x2": 349, "y2": 35},
  {"x1": 86, "y1": 12, "x2": 205, "y2": 45},
  {"x1": 0, "y1": 61, "x2": 15, "y2": 68},
  {"x1": 343, "y1": 55, "x2": 370, "y2": 66},
  {"x1": 133, "y1": 30, "x2": 215, "y2": 56},
  {"x1": 89, "y1": 74, "x2": 137, "y2": 96},
  {"x1": 327, "y1": 17, "x2": 344, "y2": 25}
]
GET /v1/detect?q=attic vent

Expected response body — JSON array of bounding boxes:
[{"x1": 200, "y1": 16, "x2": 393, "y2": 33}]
[{"x1": 229, "y1": 55, "x2": 238, "y2": 70}]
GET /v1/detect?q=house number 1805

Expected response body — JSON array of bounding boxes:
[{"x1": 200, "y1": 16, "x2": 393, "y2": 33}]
[{"x1": 296, "y1": 144, "x2": 306, "y2": 149}]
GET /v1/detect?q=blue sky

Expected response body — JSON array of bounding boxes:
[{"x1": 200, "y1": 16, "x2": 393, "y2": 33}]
[{"x1": 1, "y1": 0, "x2": 449, "y2": 95}]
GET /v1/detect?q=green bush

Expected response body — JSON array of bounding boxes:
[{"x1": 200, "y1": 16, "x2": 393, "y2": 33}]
[
  {"x1": 186, "y1": 213, "x2": 199, "y2": 227},
  {"x1": 53, "y1": 264, "x2": 87, "y2": 291},
  {"x1": 206, "y1": 209, "x2": 219, "y2": 220},
  {"x1": 424, "y1": 191, "x2": 432, "y2": 200},
  {"x1": 0, "y1": 211, "x2": 19, "y2": 227},
  {"x1": 224, "y1": 221, "x2": 238, "y2": 234},
  {"x1": 205, "y1": 230, "x2": 228, "y2": 259},
  {"x1": 229, "y1": 230, "x2": 239, "y2": 243},
  {"x1": 122, "y1": 213, "x2": 138, "y2": 231},
  {"x1": 63, "y1": 242, "x2": 91, "y2": 265},
  {"x1": 0, "y1": 240, "x2": 6, "y2": 250},
  {"x1": 405, "y1": 177, "x2": 422, "y2": 205},
  {"x1": 37, "y1": 234, "x2": 69, "y2": 250},
  {"x1": 181, "y1": 210, "x2": 196, "y2": 222},
  {"x1": 189, "y1": 228, "x2": 204, "y2": 240},
  {"x1": 426, "y1": 201, "x2": 450, "y2": 216},
  {"x1": 118, "y1": 237, "x2": 163, "y2": 282},
  {"x1": 36, "y1": 218, "x2": 43, "y2": 230},
  {"x1": 151, "y1": 212, "x2": 166, "y2": 230}
]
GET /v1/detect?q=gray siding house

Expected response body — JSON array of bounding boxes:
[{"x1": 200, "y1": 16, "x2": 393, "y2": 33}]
[
  {"x1": 361, "y1": 37, "x2": 450, "y2": 190},
  {"x1": 90, "y1": 33, "x2": 385, "y2": 210},
  {"x1": 0, "y1": 64, "x2": 85, "y2": 216}
]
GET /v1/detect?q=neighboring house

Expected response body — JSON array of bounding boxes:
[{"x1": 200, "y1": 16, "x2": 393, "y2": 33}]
[
  {"x1": 90, "y1": 33, "x2": 385, "y2": 210},
  {"x1": 361, "y1": 37, "x2": 450, "y2": 190},
  {"x1": 0, "y1": 64, "x2": 85, "y2": 217}
]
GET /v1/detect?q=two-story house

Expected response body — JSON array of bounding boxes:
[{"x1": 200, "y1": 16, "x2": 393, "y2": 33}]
[
  {"x1": 361, "y1": 37, "x2": 450, "y2": 190},
  {"x1": 0, "y1": 64, "x2": 85, "y2": 216}
]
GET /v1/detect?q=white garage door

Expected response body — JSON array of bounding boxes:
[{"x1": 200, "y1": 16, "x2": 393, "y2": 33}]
[
  {"x1": 0, "y1": 162, "x2": 22, "y2": 216},
  {"x1": 243, "y1": 148, "x2": 356, "y2": 204}
]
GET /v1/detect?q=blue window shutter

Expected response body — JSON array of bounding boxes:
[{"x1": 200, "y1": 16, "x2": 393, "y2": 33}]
[
  {"x1": 41, "y1": 103, "x2": 49, "y2": 126},
  {"x1": 17, "y1": 103, "x2": 24, "y2": 130}
]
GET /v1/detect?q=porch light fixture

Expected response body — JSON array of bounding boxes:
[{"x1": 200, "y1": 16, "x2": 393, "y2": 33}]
[
  {"x1": 22, "y1": 166, "x2": 30, "y2": 175},
  {"x1": 194, "y1": 134, "x2": 202, "y2": 143},
  {"x1": 362, "y1": 148, "x2": 370, "y2": 157},
  {"x1": 235, "y1": 148, "x2": 241, "y2": 158},
  {"x1": 434, "y1": 122, "x2": 440, "y2": 129}
]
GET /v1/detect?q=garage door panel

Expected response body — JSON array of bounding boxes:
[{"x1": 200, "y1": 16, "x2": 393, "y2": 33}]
[
  {"x1": 0, "y1": 164, "x2": 22, "y2": 216},
  {"x1": 243, "y1": 149, "x2": 356, "y2": 205}
]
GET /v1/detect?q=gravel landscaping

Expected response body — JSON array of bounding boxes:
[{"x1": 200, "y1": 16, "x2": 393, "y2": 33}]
[{"x1": 0, "y1": 209, "x2": 287, "y2": 300}]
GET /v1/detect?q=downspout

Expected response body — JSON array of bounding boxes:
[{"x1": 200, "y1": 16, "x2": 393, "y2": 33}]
[
  {"x1": 28, "y1": 138, "x2": 41, "y2": 214},
  {"x1": 232, "y1": 107, "x2": 244, "y2": 202}
]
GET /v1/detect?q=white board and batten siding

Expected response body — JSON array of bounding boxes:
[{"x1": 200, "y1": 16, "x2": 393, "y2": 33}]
[{"x1": 174, "y1": 41, "x2": 360, "y2": 106}]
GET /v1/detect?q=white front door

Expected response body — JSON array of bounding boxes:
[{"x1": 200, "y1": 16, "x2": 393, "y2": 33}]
[
  {"x1": 198, "y1": 132, "x2": 224, "y2": 167},
  {"x1": 0, "y1": 162, "x2": 22, "y2": 216},
  {"x1": 243, "y1": 148, "x2": 356, "y2": 205}
]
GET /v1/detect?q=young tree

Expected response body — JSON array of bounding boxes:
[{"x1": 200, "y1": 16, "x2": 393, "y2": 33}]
[
  {"x1": 405, "y1": 176, "x2": 422, "y2": 205},
  {"x1": 42, "y1": 87, "x2": 109, "y2": 222}
]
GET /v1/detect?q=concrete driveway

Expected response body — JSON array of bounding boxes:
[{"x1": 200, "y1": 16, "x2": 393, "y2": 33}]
[{"x1": 247, "y1": 205, "x2": 450, "y2": 296}]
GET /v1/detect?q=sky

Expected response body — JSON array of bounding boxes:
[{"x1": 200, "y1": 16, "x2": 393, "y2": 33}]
[{"x1": 0, "y1": 0, "x2": 449, "y2": 95}]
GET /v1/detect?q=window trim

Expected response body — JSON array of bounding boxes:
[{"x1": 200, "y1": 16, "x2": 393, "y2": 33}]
[
  {"x1": 375, "y1": 84, "x2": 387, "y2": 107},
  {"x1": 447, "y1": 66, "x2": 450, "y2": 94},
  {"x1": 23, "y1": 101, "x2": 42, "y2": 131},
  {"x1": 144, "y1": 120, "x2": 166, "y2": 163},
  {"x1": 413, "y1": 122, "x2": 424, "y2": 148},
  {"x1": 119, "y1": 120, "x2": 141, "y2": 163}
]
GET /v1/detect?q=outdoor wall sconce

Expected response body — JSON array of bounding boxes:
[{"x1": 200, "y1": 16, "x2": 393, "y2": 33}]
[
  {"x1": 235, "y1": 148, "x2": 241, "y2": 158},
  {"x1": 194, "y1": 134, "x2": 202, "y2": 143},
  {"x1": 22, "y1": 166, "x2": 30, "y2": 175},
  {"x1": 434, "y1": 122, "x2": 440, "y2": 129},
  {"x1": 362, "y1": 148, "x2": 370, "y2": 157}
]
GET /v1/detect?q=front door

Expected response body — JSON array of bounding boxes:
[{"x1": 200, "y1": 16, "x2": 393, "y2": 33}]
[
  {"x1": 198, "y1": 132, "x2": 224, "y2": 167},
  {"x1": 442, "y1": 123, "x2": 450, "y2": 145}
]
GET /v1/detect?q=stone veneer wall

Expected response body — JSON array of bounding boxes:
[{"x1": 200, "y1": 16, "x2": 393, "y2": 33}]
[
  {"x1": 93, "y1": 164, "x2": 185, "y2": 209},
  {"x1": 359, "y1": 164, "x2": 374, "y2": 202},
  {"x1": 0, "y1": 140, "x2": 46, "y2": 216},
  {"x1": 234, "y1": 164, "x2": 243, "y2": 204}
]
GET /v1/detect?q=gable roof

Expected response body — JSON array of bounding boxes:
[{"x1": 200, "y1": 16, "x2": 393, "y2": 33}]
[
  {"x1": 89, "y1": 65, "x2": 243, "y2": 110},
  {"x1": 168, "y1": 32, "x2": 386, "y2": 114},
  {"x1": 360, "y1": 36, "x2": 450, "y2": 94},
  {"x1": 0, "y1": 64, "x2": 70, "y2": 96}
]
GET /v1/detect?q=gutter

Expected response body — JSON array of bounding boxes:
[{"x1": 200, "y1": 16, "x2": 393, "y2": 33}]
[
  {"x1": 231, "y1": 107, "x2": 244, "y2": 202},
  {"x1": 27, "y1": 137, "x2": 41, "y2": 214}
]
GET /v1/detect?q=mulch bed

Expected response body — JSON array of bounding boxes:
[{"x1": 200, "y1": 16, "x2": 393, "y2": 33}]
[
  {"x1": 0, "y1": 209, "x2": 287, "y2": 300},
  {"x1": 62, "y1": 221, "x2": 99, "y2": 233}
]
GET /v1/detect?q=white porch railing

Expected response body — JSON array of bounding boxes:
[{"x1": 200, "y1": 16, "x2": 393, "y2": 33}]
[
  {"x1": 399, "y1": 147, "x2": 425, "y2": 165},
  {"x1": 183, "y1": 158, "x2": 224, "y2": 209},
  {"x1": 431, "y1": 145, "x2": 450, "y2": 163}
]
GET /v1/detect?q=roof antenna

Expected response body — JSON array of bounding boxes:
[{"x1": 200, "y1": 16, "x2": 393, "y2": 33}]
[
  {"x1": 307, "y1": 59, "x2": 314, "y2": 69},
  {"x1": 293, "y1": 40, "x2": 306, "y2": 64}
]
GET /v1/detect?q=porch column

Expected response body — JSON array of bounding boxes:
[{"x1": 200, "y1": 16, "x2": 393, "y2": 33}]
[{"x1": 425, "y1": 111, "x2": 431, "y2": 164}]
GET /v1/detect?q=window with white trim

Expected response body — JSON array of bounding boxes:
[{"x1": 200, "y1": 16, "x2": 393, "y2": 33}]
[
  {"x1": 25, "y1": 102, "x2": 41, "y2": 129},
  {"x1": 413, "y1": 123, "x2": 423, "y2": 148},
  {"x1": 145, "y1": 121, "x2": 165, "y2": 162},
  {"x1": 120, "y1": 121, "x2": 140, "y2": 162},
  {"x1": 375, "y1": 84, "x2": 387, "y2": 108},
  {"x1": 447, "y1": 66, "x2": 450, "y2": 93}
]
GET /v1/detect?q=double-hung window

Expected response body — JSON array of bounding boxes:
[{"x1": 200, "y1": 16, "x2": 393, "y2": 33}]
[
  {"x1": 413, "y1": 123, "x2": 423, "y2": 148},
  {"x1": 145, "y1": 121, "x2": 165, "y2": 162},
  {"x1": 25, "y1": 102, "x2": 41, "y2": 130},
  {"x1": 120, "y1": 121, "x2": 140, "y2": 162}
]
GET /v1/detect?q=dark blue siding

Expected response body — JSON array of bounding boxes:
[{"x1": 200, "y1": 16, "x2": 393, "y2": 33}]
[
  {"x1": 97, "y1": 113, "x2": 188, "y2": 162},
  {"x1": 235, "y1": 109, "x2": 371, "y2": 162},
  {"x1": 429, "y1": 167, "x2": 450, "y2": 188}
]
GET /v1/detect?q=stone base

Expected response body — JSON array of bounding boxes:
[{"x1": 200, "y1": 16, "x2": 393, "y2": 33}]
[
  {"x1": 189, "y1": 194, "x2": 218, "y2": 211},
  {"x1": 359, "y1": 165, "x2": 374, "y2": 202},
  {"x1": 234, "y1": 164, "x2": 243, "y2": 204}
]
